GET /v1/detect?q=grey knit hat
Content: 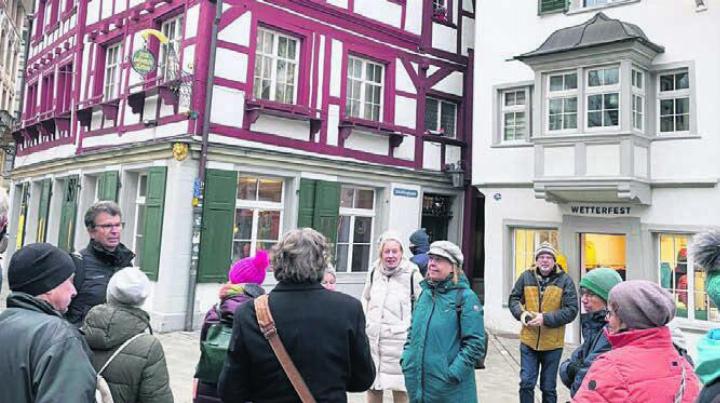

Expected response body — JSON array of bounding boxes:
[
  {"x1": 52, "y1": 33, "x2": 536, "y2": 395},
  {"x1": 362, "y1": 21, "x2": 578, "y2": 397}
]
[
  {"x1": 107, "y1": 267, "x2": 151, "y2": 307},
  {"x1": 609, "y1": 280, "x2": 675, "y2": 329}
]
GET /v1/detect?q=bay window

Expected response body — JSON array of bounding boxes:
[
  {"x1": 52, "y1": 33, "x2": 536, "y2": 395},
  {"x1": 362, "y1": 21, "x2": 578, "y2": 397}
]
[
  {"x1": 253, "y1": 28, "x2": 300, "y2": 104},
  {"x1": 335, "y1": 186, "x2": 375, "y2": 272},
  {"x1": 632, "y1": 68, "x2": 644, "y2": 131},
  {"x1": 547, "y1": 72, "x2": 578, "y2": 132},
  {"x1": 233, "y1": 176, "x2": 284, "y2": 261},
  {"x1": 346, "y1": 56, "x2": 384, "y2": 121},
  {"x1": 586, "y1": 66, "x2": 619, "y2": 128}
]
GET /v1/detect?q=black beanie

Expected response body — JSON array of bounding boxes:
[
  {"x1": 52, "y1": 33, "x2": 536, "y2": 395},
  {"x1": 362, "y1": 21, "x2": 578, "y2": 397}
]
[{"x1": 9, "y1": 243, "x2": 76, "y2": 296}]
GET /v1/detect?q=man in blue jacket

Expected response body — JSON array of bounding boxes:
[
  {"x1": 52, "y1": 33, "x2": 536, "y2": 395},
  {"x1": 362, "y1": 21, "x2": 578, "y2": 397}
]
[
  {"x1": 409, "y1": 229, "x2": 430, "y2": 277},
  {"x1": 559, "y1": 267, "x2": 622, "y2": 397}
]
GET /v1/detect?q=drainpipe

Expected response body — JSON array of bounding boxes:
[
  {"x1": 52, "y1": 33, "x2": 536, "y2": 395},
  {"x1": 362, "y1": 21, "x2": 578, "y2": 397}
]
[{"x1": 185, "y1": 0, "x2": 222, "y2": 331}]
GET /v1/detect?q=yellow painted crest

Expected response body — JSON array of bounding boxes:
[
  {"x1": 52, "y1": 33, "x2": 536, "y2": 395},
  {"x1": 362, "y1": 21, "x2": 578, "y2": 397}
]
[{"x1": 172, "y1": 142, "x2": 189, "y2": 161}]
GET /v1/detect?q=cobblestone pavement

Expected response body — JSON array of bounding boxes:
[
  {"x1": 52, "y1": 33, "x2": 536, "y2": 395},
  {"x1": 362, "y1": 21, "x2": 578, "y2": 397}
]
[{"x1": 158, "y1": 330, "x2": 573, "y2": 403}]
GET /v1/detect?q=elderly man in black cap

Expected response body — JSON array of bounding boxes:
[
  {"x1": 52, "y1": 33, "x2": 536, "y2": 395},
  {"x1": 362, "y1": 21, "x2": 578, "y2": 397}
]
[{"x1": 0, "y1": 243, "x2": 97, "y2": 403}]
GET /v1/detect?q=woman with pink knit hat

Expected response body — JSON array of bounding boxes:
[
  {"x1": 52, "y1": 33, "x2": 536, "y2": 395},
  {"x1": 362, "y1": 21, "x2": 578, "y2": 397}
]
[{"x1": 193, "y1": 250, "x2": 269, "y2": 403}]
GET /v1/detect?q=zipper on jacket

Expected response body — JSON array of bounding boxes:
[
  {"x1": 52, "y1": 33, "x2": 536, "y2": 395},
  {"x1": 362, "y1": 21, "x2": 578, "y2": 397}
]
[
  {"x1": 421, "y1": 289, "x2": 437, "y2": 402},
  {"x1": 533, "y1": 271, "x2": 545, "y2": 350}
]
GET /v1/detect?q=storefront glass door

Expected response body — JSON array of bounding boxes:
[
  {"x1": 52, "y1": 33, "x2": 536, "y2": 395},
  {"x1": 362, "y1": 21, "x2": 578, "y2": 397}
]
[{"x1": 579, "y1": 233, "x2": 627, "y2": 280}]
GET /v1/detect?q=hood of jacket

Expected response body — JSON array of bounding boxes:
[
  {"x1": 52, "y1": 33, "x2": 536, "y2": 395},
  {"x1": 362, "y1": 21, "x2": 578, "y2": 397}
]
[
  {"x1": 82, "y1": 303, "x2": 150, "y2": 350},
  {"x1": 580, "y1": 310, "x2": 607, "y2": 341},
  {"x1": 422, "y1": 272, "x2": 471, "y2": 294},
  {"x1": 606, "y1": 325, "x2": 673, "y2": 350},
  {"x1": 218, "y1": 283, "x2": 264, "y2": 319},
  {"x1": 696, "y1": 328, "x2": 720, "y2": 385},
  {"x1": 88, "y1": 239, "x2": 136, "y2": 268}
]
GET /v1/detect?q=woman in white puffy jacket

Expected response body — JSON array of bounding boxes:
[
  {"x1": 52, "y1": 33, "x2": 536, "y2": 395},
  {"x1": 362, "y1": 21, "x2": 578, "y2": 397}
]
[{"x1": 362, "y1": 231, "x2": 424, "y2": 403}]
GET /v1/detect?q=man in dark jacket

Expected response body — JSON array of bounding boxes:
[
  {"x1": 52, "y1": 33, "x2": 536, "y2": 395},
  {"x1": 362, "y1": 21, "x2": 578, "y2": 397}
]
[
  {"x1": 409, "y1": 228, "x2": 430, "y2": 277},
  {"x1": 509, "y1": 242, "x2": 578, "y2": 403},
  {"x1": 219, "y1": 228, "x2": 375, "y2": 402},
  {"x1": 0, "y1": 243, "x2": 96, "y2": 402},
  {"x1": 559, "y1": 268, "x2": 622, "y2": 397},
  {"x1": 66, "y1": 201, "x2": 135, "y2": 326}
]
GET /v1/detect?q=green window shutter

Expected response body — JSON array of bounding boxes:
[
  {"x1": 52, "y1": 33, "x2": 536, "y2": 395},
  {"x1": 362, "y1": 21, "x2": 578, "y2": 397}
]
[
  {"x1": 58, "y1": 176, "x2": 79, "y2": 252},
  {"x1": 98, "y1": 171, "x2": 119, "y2": 202},
  {"x1": 539, "y1": 0, "x2": 566, "y2": 14},
  {"x1": 36, "y1": 179, "x2": 52, "y2": 242},
  {"x1": 312, "y1": 181, "x2": 340, "y2": 245},
  {"x1": 140, "y1": 167, "x2": 167, "y2": 281},
  {"x1": 297, "y1": 178, "x2": 316, "y2": 228},
  {"x1": 198, "y1": 169, "x2": 238, "y2": 283}
]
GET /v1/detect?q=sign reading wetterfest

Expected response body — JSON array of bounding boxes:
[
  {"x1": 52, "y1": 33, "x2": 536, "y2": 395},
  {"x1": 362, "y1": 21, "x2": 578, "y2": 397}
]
[{"x1": 569, "y1": 205, "x2": 632, "y2": 216}]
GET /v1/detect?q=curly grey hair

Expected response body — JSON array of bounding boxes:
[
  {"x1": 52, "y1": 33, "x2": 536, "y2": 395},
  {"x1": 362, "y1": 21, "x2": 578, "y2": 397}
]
[
  {"x1": 272, "y1": 228, "x2": 329, "y2": 283},
  {"x1": 84, "y1": 201, "x2": 122, "y2": 229}
]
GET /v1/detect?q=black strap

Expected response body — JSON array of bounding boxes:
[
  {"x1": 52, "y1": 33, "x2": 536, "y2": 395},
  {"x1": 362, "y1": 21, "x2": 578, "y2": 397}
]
[{"x1": 70, "y1": 252, "x2": 85, "y2": 291}]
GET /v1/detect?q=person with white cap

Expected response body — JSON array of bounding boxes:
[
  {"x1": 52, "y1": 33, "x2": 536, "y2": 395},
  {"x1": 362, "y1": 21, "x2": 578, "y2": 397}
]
[
  {"x1": 401, "y1": 240, "x2": 486, "y2": 402},
  {"x1": 0, "y1": 243, "x2": 96, "y2": 403},
  {"x1": 508, "y1": 242, "x2": 578, "y2": 403},
  {"x1": 82, "y1": 267, "x2": 173, "y2": 403},
  {"x1": 362, "y1": 230, "x2": 423, "y2": 403}
]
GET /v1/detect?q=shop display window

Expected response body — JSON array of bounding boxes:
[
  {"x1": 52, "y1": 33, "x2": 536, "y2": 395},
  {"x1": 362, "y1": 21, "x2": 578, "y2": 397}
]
[{"x1": 512, "y1": 228, "x2": 559, "y2": 279}]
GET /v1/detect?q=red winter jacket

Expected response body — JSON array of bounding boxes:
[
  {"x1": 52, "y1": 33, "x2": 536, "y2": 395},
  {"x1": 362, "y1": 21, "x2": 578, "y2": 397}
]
[{"x1": 573, "y1": 326, "x2": 699, "y2": 403}]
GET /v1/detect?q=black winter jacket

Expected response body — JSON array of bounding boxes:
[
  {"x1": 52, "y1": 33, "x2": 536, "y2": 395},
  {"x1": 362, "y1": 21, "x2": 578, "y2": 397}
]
[
  {"x1": 0, "y1": 293, "x2": 96, "y2": 403},
  {"x1": 66, "y1": 239, "x2": 135, "y2": 325},
  {"x1": 218, "y1": 281, "x2": 376, "y2": 402},
  {"x1": 698, "y1": 378, "x2": 720, "y2": 403},
  {"x1": 83, "y1": 303, "x2": 173, "y2": 403}
]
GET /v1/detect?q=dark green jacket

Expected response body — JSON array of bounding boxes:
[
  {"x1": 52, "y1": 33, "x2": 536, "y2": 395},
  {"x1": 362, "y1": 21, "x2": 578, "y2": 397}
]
[
  {"x1": 401, "y1": 275, "x2": 485, "y2": 403},
  {"x1": 82, "y1": 304, "x2": 173, "y2": 403},
  {"x1": 0, "y1": 293, "x2": 96, "y2": 403}
]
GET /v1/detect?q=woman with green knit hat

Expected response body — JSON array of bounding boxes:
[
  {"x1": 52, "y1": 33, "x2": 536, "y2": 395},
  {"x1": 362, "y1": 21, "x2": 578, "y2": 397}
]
[
  {"x1": 691, "y1": 229, "x2": 720, "y2": 403},
  {"x1": 559, "y1": 268, "x2": 622, "y2": 397}
]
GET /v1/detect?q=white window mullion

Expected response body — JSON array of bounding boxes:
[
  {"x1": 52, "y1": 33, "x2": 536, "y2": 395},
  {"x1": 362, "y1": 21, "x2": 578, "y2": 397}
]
[
  {"x1": 346, "y1": 215, "x2": 356, "y2": 272},
  {"x1": 250, "y1": 209, "x2": 259, "y2": 256}
]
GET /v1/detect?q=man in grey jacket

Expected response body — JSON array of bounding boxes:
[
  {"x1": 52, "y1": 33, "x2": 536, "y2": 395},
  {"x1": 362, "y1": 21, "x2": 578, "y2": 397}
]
[{"x1": 0, "y1": 243, "x2": 96, "y2": 403}]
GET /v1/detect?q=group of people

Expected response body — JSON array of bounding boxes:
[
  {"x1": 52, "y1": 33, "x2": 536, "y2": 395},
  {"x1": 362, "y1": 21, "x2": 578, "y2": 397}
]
[
  {"x1": 2, "y1": 197, "x2": 720, "y2": 403},
  {"x1": 193, "y1": 227, "x2": 487, "y2": 403},
  {"x1": 0, "y1": 201, "x2": 174, "y2": 402},
  {"x1": 509, "y1": 240, "x2": 720, "y2": 403}
]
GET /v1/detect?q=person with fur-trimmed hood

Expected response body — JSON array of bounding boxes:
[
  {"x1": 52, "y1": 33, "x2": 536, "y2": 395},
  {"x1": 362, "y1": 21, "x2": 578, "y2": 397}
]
[
  {"x1": 508, "y1": 242, "x2": 578, "y2": 403},
  {"x1": 691, "y1": 229, "x2": 720, "y2": 403}
]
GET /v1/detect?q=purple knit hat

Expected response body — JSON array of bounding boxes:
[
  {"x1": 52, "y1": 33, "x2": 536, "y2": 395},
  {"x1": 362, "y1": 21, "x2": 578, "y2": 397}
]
[{"x1": 228, "y1": 250, "x2": 269, "y2": 285}]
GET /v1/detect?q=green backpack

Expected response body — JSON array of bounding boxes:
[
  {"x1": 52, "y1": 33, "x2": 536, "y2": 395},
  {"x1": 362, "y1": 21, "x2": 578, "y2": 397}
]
[{"x1": 195, "y1": 308, "x2": 234, "y2": 384}]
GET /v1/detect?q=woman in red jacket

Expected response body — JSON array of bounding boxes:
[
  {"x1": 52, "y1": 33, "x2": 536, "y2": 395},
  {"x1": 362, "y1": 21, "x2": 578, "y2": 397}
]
[{"x1": 574, "y1": 280, "x2": 699, "y2": 403}]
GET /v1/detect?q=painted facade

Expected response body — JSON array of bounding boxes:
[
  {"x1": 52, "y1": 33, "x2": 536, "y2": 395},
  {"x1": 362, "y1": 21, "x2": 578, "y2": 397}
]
[
  {"x1": 7, "y1": 0, "x2": 476, "y2": 331},
  {"x1": 0, "y1": 0, "x2": 31, "y2": 186},
  {"x1": 474, "y1": 0, "x2": 719, "y2": 350}
]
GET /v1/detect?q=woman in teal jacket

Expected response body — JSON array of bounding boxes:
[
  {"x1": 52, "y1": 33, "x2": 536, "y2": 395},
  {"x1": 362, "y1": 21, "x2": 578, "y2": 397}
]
[{"x1": 401, "y1": 241, "x2": 486, "y2": 403}]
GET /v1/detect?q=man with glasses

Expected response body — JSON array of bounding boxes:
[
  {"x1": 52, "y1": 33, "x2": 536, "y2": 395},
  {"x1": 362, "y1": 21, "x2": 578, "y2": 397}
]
[
  {"x1": 66, "y1": 201, "x2": 135, "y2": 326},
  {"x1": 509, "y1": 242, "x2": 578, "y2": 403},
  {"x1": 559, "y1": 268, "x2": 622, "y2": 397}
]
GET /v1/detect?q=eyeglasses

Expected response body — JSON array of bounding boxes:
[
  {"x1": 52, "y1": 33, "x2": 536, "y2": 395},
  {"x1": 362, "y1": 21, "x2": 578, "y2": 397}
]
[
  {"x1": 94, "y1": 222, "x2": 125, "y2": 230},
  {"x1": 428, "y1": 255, "x2": 451, "y2": 264},
  {"x1": 605, "y1": 310, "x2": 616, "y2": 318}
]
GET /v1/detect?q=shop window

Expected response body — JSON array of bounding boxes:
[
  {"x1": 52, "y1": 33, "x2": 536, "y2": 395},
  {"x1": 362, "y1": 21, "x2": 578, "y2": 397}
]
[
  {"x1": 158, "y1": 16, "x2": 183, "y2": 82},
  {"x1": 233, "y1": 176, "x2": 284, "y2": 261},
  {"x1": 658, "y1": 233, "x2": 718, "y2": 322},
  {"x1": 335, "y1": 187, "x2": 375, "y2": 272},
  {"x1": 253, "y1": 28, "x2": 300, "y2": 104},
  {"x1": 512, "y1": 228, "x2": 559, "y2": 279},
  {"x1": 580, "y1": 233, "x2": 626, "y2": 280},
  {"x1": 547, "y1": 71, "x2": 578, "y2": 132},
  {"x1": 346, "y1": 56, "x2": 384, "y2": 121},
  {"x1": 425, "y1": 97, "x2": 457, "y2": 138},
  {"x1": 658, "y1": 70, "x2": 690, "y2": 134}
]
